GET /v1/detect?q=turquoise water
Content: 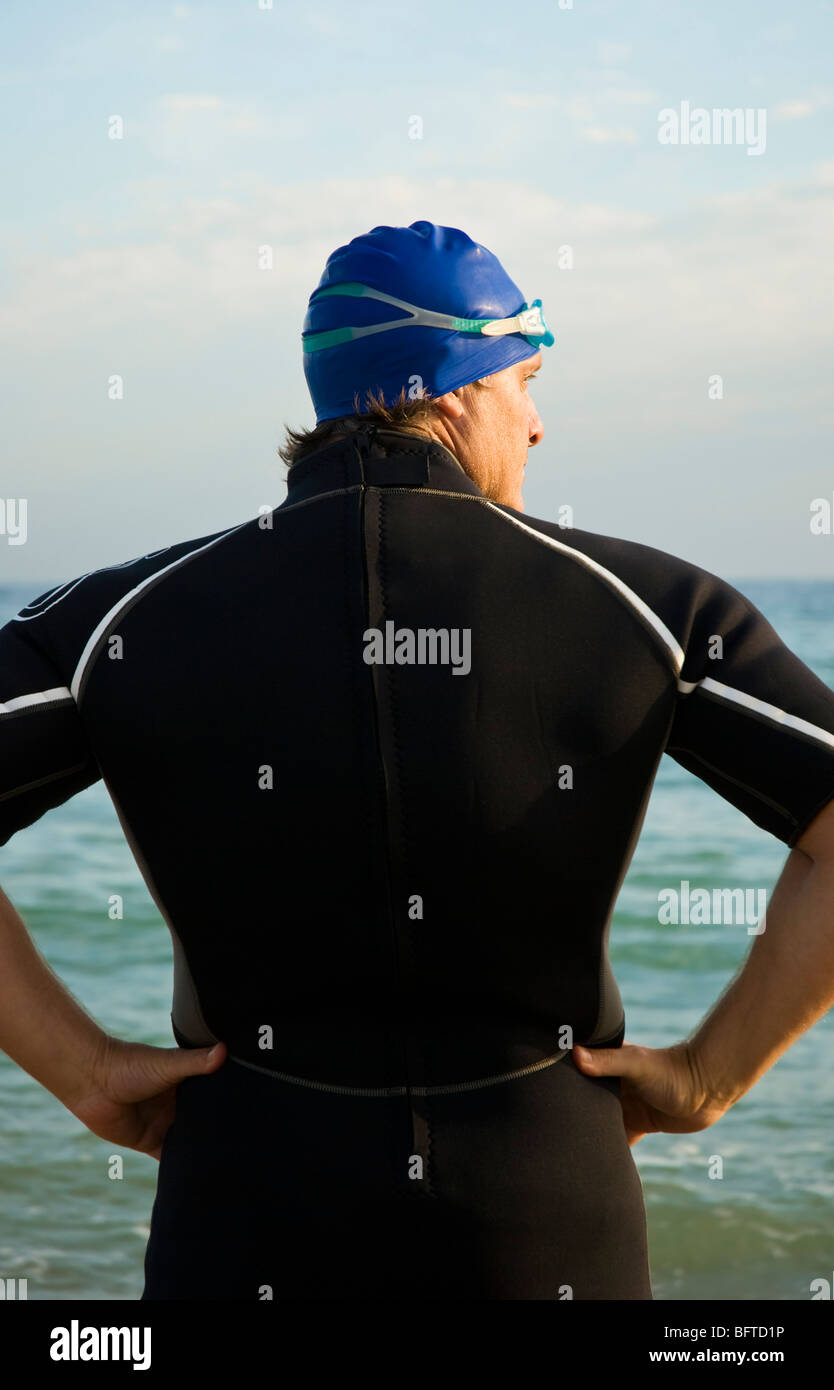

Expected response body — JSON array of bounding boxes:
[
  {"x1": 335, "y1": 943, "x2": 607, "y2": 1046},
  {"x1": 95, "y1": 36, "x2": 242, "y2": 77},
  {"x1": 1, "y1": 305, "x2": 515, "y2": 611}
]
[{"x1": 1, "y1": 577, "x2": 833, "y2": 1301}]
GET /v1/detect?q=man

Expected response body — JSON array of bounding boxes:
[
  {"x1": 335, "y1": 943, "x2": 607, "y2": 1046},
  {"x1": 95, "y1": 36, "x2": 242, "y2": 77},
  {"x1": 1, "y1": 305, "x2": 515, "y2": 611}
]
[{"x1": 2, "y1": 220, "x2": 834, "y2": 1300}]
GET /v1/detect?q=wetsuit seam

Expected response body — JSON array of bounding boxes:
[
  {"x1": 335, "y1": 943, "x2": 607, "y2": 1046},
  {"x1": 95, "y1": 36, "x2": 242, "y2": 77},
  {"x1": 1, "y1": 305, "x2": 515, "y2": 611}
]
[
  {"x1": 72, "y1": 520, "x2": 253, "y2": 707},
  {"x1": 358, "y1": 464, "x2": 416, "y2": 1168},
  {"x1": 376, "y1": 488, "x2": 435, "y2": 1194},
  {"x1": 665, "y1": 743, "x2": 798, "y2": 827},
  {"x1": 677, "y1": 678, "x2": 834, "y2": 752},
  {"x1": 377, "y1": 490, "x2": 410, "y2": 1054},
  {"x1": 273, "y1": 485, "x2": 363, "y2": 514},
  {"x1": 102, "y1": 774, "x2": 220, "y2": 1044},
  {"x1": 72, "y1": 497, "x2": 355, "y2": 707},
  {"x1": 0, "y1": 693, "x2": 74, "y2": 720},
  {"x1": 370, "y1": 487, "x2": 684, "y2": 684},
  {"x1": 377, "y1": 494, "x2": 416, "y2": 1172},
  {"x1": 227, "y1": 1047, "x2": 570, "y2": 1095},
  {"x1": 356, "y1": 486, "x2": 402, "y2": 1099},
  {"x1": 585, "y1": 1021, "x2": 626, "y2": 1049},
  {"x1": 0, "y1": 760, "x2": 90, "y2": 803}
]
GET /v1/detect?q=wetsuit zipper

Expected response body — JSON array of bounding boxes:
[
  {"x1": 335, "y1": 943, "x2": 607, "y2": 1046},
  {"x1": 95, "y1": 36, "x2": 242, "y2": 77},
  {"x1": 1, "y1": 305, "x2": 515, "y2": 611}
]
[{"x1": 355, "y1": 435, "x2": 428, "y2": 1185}]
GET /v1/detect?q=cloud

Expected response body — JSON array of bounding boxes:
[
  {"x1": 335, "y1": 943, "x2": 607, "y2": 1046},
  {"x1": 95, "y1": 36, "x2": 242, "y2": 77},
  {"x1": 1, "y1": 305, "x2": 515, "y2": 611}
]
[
  {"x1": 160, "y1": 93, "x2": 225, "y2": 112},
  {"x1": 110, "y1": 92, "x2": 289, "y2": 164},
  {"x1": 772, "y1": 91, "x2": 833, "y2": 120},
  {"x1": 757, "y1": 23, "x2": 795, "y2": 42},
  {"x1": 598, "y1": 41, "x2": 632, "y2": 65},
  {"x1": 581, "y1": 126, "x2": 639, "y2": 144},
  {"x1": 303, "y1": 11, "x2": 350, "y2": 36},
  {"x1": 500, "y1": 93, "x2": 559, "y2": 110},
  {"x1": 774, "y1": 100, "x2": 814, "y2": 120},
  {"x1": 0, "y1": 166, "x2": 832, "y2": 446},
  {"x1": 603, "y1": 88, "x2": 657, "y2": 106},
  {"x1": 139, "y1": 92, "x2": 296, "y2": 153},
  {"x1": 2, "y1": 165, "x2": 833, "y2": 594}
]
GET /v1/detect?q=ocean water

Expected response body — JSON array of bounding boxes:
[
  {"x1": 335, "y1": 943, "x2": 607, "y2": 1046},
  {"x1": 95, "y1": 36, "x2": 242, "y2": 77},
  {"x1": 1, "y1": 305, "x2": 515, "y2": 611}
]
[{"x1": 1, "y1": 576, "x2": 833, "y2": 1301}]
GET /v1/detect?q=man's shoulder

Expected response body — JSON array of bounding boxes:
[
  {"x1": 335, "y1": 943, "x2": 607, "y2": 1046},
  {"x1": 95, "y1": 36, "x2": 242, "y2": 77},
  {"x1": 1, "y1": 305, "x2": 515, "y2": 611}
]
[
  {"x1": 9, "y1": 520, "x2": 258, "y2": 673},
  {"x1": 492, "y1": 503, "x2": 757, "y2": 656},
  {"x1": 491, "y1": 502, "x2": 722, "y2": 594},
  {"x1": 14, "y1": 523, "x2": 250, "y2": 628}
]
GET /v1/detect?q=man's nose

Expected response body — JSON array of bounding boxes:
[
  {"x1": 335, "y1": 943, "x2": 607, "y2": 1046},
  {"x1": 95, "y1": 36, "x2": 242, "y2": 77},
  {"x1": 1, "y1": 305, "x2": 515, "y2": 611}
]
[{"x1": 528, "y1": 403, "x2": 544, "y2": 447}]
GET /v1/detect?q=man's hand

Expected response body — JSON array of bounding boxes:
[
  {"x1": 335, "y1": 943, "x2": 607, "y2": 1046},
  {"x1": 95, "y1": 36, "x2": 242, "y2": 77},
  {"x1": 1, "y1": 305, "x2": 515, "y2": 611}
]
[
  {"x1": 572, "y1": 1040, "x2": 730, "y2": 1147},
  {"x1": 66, "y1": 1035, "x2": 228, "y2": 1160}
]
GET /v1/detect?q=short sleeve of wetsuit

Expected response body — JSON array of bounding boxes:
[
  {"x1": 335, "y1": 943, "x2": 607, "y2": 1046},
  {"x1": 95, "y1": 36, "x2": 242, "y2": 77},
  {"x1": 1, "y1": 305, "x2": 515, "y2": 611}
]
[
  {"x1": 664, "y1": 575, "x2": 834, "y2": 848},
  {"x1": 0, "y1": 601, "x2": 102, "y2": 848}
]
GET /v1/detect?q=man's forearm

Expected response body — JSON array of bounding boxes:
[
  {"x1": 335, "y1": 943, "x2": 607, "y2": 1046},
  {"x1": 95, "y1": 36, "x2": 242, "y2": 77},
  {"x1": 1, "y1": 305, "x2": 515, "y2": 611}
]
[
  {"x1": 0, "y1": 884, "x2": 109, "y2": 1108},
  {"x1": 686, "y1": 845, "x2": 834, "y2": 1111}
]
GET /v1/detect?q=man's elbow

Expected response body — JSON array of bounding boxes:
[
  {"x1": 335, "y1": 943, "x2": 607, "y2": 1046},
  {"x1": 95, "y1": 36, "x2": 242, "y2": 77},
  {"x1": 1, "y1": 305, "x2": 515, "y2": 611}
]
[{"x1": 794, "y1": 796, "x2": 834, "y2": 862}]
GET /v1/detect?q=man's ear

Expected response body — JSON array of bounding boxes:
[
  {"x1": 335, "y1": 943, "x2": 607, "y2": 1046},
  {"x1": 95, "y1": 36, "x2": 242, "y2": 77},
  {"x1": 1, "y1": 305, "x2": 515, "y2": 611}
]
[{"x1": 431, "y1": 390, "x2": 466, "y2": 422}]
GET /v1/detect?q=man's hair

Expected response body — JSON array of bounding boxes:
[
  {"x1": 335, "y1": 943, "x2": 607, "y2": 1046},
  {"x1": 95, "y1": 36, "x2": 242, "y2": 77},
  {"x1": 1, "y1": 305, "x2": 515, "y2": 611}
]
[
  {"x1": 277, "y1": 387, "x2": 438, "y2": 469},
  {"x1": 278, "y1": 378, "x2": 490, "y2": 470}
]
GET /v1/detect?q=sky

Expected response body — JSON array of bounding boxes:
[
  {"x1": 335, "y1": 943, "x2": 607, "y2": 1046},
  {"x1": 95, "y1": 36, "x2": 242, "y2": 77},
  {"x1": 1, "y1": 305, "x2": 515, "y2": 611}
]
[{"x1": 1, "y1": 0, "x2": 833, "y2": 587}]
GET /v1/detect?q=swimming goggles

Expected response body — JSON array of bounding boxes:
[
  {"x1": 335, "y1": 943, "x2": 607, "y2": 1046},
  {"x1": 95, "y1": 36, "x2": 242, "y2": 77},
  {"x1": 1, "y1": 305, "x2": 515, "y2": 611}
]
[{"x1": 302, "y1": 281, "x2": 555, "y2": 353}]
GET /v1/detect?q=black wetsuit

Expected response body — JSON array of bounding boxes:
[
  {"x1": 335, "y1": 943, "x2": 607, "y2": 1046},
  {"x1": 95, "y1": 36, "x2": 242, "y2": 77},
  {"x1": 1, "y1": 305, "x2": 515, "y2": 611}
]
[{"x1": 3, "y1": 422, "x2": 834, "y2": 1300}]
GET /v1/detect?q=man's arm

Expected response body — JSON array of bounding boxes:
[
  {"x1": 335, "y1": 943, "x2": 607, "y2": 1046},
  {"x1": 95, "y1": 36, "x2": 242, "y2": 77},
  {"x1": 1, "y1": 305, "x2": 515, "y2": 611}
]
[
  {"x1": 574, "y1": 798, "x2": 834, "y2": 1141},
  {"x1": 0, "y1": 574, "x2": 229, "y2": 1157},
  {"x1": 0, "y1": 884, "x2": 108, "y2": 1110},
  {"x1": 0, "y1": 883, "x2": 225, "y2": 1158},
  {"x1": 686, "y1": 797, "x2": 834, "y2": 1110}
]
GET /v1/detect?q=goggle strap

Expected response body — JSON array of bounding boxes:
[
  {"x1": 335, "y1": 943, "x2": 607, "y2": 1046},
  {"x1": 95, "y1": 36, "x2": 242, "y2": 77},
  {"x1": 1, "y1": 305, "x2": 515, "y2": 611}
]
[{"x1": 303, "y1": 283, "x2": 553, "y2": 352}]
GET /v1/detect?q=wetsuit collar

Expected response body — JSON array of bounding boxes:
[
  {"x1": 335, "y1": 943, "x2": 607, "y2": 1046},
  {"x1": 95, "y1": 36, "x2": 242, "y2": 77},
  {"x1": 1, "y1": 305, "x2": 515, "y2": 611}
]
[{"x1": 284, "y1": 425, "x2": 487, "y2": 505}]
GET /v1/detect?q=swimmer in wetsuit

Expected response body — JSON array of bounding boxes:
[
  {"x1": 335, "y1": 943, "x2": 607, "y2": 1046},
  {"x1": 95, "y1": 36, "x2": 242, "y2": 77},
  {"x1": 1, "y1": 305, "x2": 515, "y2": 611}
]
[{"x1": 2, "y1": 220, "x2": 834, "y2": 1299}]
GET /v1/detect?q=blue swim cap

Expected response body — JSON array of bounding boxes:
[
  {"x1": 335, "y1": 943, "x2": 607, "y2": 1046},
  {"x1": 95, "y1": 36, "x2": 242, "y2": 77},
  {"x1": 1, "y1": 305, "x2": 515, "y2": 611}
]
[{"x1": 302, "y1": 221, "x2": 552, "y2": 424}]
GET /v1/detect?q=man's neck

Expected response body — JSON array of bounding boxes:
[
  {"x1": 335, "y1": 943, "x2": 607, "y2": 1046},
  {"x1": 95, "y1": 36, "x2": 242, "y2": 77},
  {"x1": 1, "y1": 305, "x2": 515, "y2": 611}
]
[{"x1": 329, "y1": 419, "x2": 460, "y2": 464}]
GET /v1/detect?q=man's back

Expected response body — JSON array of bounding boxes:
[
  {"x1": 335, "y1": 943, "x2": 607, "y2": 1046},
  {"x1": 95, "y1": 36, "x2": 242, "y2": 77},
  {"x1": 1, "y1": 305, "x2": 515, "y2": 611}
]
[
  {"x1": 5, "y1": 425, "x2": 834, "y2": 1298},
  {"x1": 5, "y1": 427, "x2": 834, "y2": 1083}
]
